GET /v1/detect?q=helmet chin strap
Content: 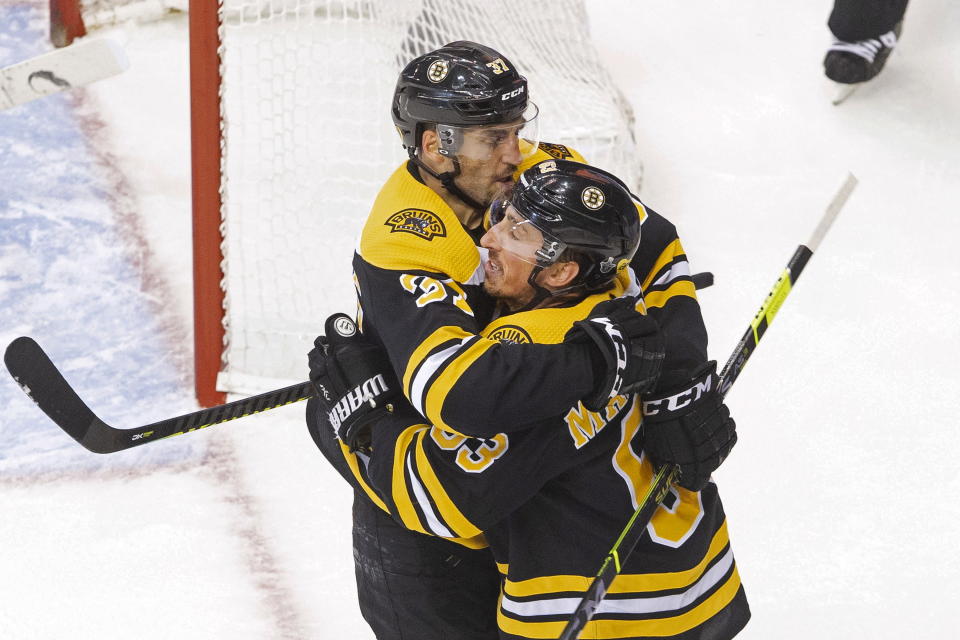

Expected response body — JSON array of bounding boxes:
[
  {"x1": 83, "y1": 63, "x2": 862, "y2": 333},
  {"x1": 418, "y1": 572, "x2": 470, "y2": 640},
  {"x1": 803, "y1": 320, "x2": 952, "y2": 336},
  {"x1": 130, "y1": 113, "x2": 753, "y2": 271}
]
[
  {"x1": 513, "y1": 258, "x2": 596, "y2": 313},
  {"x1": 410, "y1": 153, "x2": 487, "y2": 214},
  {"x1": 512, "y1": 265, "x2": 588, "y2": 314}
]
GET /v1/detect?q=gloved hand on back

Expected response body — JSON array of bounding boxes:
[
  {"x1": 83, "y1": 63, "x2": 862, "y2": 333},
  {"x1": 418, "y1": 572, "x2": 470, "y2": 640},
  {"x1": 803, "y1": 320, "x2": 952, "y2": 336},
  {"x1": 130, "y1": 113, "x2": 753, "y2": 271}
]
[
  {"x1": 307, "y1": 313, "x2": 400, "y2": 453},
  {"x1": 566, "y1": 296, "x2": 665, "y2": 412}
]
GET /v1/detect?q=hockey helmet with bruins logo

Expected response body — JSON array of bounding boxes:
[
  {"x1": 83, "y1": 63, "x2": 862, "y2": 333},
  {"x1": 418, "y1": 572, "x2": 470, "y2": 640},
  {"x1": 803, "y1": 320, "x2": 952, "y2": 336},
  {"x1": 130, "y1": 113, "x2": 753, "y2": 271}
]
[
  {"x1": 392, "y1": 41, "x2": 539, "y2": 158},
  {"x1": 489, "y1": 159, "x2": 641, "y2": 292}
]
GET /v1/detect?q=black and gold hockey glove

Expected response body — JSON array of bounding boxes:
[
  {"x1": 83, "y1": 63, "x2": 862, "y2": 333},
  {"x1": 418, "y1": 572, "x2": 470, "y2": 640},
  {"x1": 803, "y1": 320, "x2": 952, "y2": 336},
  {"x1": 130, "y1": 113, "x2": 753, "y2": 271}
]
[
  {"x1": 641, "y1": 361, "x2": 737, "y2": 492},
  {"x1": 307, "y1": 313, "x2": 400, "y2": 453},
  {"x1": 566, "y1": 296, "x2": 665, "y2": 412}
]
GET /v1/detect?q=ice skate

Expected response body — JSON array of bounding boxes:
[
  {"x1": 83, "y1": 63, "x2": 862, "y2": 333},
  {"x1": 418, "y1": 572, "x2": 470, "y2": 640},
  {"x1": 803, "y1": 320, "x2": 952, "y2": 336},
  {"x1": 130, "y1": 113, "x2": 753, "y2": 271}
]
[{"x1": 824, "y1": 21, "x2": 902, "y2": 104}]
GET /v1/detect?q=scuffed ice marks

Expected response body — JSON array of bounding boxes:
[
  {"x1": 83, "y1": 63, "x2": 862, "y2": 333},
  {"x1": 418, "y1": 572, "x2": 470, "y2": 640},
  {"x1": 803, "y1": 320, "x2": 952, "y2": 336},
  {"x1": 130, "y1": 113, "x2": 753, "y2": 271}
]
[{"x1": 0, "y1": 4, "x2": 198, "y2": 478}]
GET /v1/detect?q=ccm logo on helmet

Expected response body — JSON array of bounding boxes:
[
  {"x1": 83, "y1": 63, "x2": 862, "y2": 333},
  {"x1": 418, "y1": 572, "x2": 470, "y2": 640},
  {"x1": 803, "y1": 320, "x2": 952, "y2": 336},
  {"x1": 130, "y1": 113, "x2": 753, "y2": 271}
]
[{"x1": 501, "y1": 86, "x2": 525, "y2": 101}]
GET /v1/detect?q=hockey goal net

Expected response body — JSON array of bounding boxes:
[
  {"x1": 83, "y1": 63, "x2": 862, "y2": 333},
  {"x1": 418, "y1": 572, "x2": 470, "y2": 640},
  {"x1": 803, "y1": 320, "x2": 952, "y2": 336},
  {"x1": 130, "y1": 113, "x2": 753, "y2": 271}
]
[{"x1": 50, "y1": 0, "x2": 644, "y2": 406}]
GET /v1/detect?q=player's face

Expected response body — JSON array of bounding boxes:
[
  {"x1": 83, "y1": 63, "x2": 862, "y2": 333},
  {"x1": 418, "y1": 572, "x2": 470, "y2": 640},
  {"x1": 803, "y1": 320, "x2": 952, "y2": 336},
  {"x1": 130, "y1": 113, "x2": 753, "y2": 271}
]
[
  {"x1": 451, "y1": 104, "x2": 539, "y2": 208},
  {"x1": 455, "y1": 123, "x2": 526, "y2": 207},
  {"x1": 480, "y1": 206, "x2": 544, "y2": 310}
]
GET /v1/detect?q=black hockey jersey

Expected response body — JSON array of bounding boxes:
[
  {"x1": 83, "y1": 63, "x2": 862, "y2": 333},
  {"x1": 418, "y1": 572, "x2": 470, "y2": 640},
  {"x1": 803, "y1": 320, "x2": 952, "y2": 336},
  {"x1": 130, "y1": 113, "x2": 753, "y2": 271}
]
[
  {"x1": 353, "y1": 146, "x2": 604, "y2": 439},
  {"x1": 352, "y1": 143, "x2": 706, "y2": 439},
  {"x1": 309, "y1": 141, "x2": 714, "y2": 546},
  {"x1": 362, "y1": 292, "x2": 749, "y2": 639}
]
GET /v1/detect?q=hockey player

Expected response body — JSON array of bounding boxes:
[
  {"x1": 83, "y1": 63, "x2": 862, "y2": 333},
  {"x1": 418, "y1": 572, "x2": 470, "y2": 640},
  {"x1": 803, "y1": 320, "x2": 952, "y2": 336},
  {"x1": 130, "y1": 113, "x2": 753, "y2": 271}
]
[
  {"x1": 824, "y1": 0, "x2": 909, "y2": 84},
  {"x1": 306, "y1": 41, "x2": 727, "y2": 640},
  {"x1": 313, "y1": 160, "x2": 747, "y2": 639}
]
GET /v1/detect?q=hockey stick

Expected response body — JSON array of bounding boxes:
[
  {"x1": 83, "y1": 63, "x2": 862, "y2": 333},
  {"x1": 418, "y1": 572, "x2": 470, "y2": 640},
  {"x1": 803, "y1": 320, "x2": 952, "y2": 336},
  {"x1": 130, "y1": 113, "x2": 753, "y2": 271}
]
[
  {"x1": 558, "y1": 173, "x2": 858, "y2": 640},
  {"x1": 3, "y1": 336, "x2": 312, "y2": 454},
  {"x1": 4, "y1": 266, "x2": 719, "y2": 455},
  {"x1": 690, "y1": 271, "x2": 714, "y2": 290},
  {"x1": 1, "y1": 38, "x2": 128, "y2": 111}
]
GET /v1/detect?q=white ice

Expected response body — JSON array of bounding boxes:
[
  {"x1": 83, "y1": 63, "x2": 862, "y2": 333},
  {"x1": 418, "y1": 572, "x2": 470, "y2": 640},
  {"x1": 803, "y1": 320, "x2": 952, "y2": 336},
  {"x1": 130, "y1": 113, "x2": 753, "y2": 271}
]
[{"x1": 1, "y1": 0, "x2": 958, "y2": 638}]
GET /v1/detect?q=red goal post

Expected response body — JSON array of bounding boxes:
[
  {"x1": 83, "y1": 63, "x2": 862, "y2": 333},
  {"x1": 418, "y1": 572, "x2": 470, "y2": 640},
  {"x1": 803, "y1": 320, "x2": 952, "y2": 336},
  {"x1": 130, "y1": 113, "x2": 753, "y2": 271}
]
[{"x1": 48, "y1": 0, "x2": 644, "y2": 408}]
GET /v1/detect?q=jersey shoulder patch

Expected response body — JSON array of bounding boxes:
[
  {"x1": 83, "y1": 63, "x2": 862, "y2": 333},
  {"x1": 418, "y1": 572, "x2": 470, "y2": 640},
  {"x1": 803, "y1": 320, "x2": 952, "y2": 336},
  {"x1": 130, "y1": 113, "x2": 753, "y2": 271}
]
[
  {"x1": 486, "y1": 324, "x2": 533, "y2": 345},
  {"x1": 483, "y1": 283, "x2": 630, "y2": 345},
  {"x1": 384, "y1": 208, "x2": 447, "y2": 241},
  {"x1": 537, "y1": 142, "x2": 575, "y2": 160},
  {"x1": 515, "y1": 142, "x2": 587, "y2": 176},
  {"x1": 360, "y1": 163, "x2": 480, "y2": 282}
]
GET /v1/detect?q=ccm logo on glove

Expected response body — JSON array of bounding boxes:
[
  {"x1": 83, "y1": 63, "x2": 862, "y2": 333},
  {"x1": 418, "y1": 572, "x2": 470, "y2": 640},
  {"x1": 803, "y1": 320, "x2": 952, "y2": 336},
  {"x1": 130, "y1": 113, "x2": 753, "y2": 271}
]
[{"x1": 643, "y1": 374, "x2": 713, "y2": 416}]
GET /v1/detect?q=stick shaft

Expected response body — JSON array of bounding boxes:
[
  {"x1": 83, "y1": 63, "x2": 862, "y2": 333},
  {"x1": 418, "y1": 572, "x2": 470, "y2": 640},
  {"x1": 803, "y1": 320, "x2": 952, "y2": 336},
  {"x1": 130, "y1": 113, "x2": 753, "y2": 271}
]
[{"x1": 558, "y1": 173, "x2": 857, "y2": 640}]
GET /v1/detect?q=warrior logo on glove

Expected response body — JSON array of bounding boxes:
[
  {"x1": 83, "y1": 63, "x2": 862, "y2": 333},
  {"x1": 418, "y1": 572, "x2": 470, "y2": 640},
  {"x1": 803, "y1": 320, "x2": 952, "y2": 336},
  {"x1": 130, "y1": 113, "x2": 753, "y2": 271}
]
[
  {"x1": 308, "y1": 313, "x2": 401, "y2": 452},
  {"x1": 327, "y1": 374, "x2": 392, "y2": 431}
]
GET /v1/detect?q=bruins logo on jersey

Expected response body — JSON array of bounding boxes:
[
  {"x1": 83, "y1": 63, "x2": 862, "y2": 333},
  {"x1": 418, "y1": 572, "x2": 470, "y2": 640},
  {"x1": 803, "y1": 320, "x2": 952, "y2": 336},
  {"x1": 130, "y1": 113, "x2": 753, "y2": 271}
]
[
  {"x1": 538, "y1": 142, "x2": 574, "y2": 160},
  {"x1": 488, "y1": 325, "x2": 532, "y2": 344},
  {"x1": 385, "y1": 209, "x2": 447, "y2": 240}
]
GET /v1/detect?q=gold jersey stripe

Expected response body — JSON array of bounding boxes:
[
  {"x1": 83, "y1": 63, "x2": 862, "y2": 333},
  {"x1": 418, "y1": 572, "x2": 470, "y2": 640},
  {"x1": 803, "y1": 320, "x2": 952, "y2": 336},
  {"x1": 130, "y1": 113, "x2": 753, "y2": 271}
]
[
  {"x1": 612, "y1": 397, "x2": 645, "y2": 508},
  {"x1": 422, "y1": 337, "x2": 496, "y2": 433},
  {"x1": 391, "y1": 423, "x2": 432, "y2": 534},
  {"x1": 413, "y1": 428, "x2": 483, "y2": 539},
  {"x1": 402, "y1": 325, "x2": 472, "y2": 398},
  {"x1": 338, "y1": 440, "x2": 389, "y2": 513},
  {"x1": 497, "y1": 565, "x2": 742, "y2": 639},
  {"x1": 641, "y1": 239, "x2": 684, "y2": 292},
  {"x1": 503, "y1": 521, "x2": 731, "y2": 598},
  {"x1": 442, "y1": 532, "x2": 490, "y2": 550},
  {"x1": 643, "y1": 279, "x2": 697, "y2": 309},
  {"x1": 633, "y1": 199, "x2": 649, "y2": 225}
]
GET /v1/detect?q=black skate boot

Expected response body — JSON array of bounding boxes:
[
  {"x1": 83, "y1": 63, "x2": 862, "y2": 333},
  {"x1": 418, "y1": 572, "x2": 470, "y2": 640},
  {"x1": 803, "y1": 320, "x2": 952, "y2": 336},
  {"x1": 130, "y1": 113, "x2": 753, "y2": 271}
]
[{"x1": 824, "y1": 21, "x2": 903, "y2": 84}]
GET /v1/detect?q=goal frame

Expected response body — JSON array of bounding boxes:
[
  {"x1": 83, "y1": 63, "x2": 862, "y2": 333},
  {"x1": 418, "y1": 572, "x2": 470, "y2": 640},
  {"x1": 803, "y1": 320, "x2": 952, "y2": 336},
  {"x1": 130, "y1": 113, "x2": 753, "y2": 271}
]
[
  {"x1": 49, "y1": 0, "x2": 226, "y2": 406},
  {"x1": 188, "y1": 0, "x2": 227, "y2": 406},
  {"x1": 47, "y1": 0, "x2": 644, "y2": 409},
  {"x1": 49, "y1": 0, "x2": 87, "y2": 46}
]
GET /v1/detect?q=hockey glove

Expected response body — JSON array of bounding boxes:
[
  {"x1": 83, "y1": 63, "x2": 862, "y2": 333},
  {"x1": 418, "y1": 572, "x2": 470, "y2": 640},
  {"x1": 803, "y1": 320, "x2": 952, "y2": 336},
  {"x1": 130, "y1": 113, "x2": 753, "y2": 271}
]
[
  {"x1": 566, "y1": 296, "x2": 665, "y2": 412},
  {"x1": 307, "y1": 313, "x2": 400, "y2": 453},
  {"x1": 641, "y1": 361, "x2": 737, "y2": 492}
]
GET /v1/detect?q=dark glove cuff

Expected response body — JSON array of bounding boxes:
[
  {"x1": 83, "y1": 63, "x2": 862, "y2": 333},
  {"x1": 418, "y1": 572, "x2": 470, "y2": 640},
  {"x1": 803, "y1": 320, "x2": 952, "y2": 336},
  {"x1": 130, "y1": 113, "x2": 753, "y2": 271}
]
[
  {"x1": 643, "y1": 361, "x2": 718, "y2": 421},
  {"x1": 571, "y1": 317, "x2": 622, "y2": 412}
]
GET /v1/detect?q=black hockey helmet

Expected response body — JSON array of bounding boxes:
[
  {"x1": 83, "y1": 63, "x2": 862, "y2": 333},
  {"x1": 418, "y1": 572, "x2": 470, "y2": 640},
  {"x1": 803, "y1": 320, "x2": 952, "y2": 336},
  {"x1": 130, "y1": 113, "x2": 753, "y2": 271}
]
[
  {"x1": 392, "y1": 40, "x2": 534, "y2": 156},
  {"x1": 489, "y1": 159, "x2": 641, "y2": 291}
]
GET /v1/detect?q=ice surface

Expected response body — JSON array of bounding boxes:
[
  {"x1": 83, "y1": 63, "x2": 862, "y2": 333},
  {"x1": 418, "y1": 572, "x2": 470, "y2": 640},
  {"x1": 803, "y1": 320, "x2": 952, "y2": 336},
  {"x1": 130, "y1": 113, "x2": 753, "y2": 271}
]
[{"x1": 1, "y1": 0, "x2": 958, "y2": 637}]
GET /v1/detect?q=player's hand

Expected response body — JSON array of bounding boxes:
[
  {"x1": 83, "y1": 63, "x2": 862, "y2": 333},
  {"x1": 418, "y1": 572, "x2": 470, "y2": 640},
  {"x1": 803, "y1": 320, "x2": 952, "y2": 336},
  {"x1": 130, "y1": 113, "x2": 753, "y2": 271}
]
[
  {"x1": 641, "y1": 361, "x2": 737, "y2": 491},
  {"x1": 307, "y1": 313, "x2": 400, "y2": 453},
  {"x1": 565, "y1": 296, "x2": 665, "y2": 412}
]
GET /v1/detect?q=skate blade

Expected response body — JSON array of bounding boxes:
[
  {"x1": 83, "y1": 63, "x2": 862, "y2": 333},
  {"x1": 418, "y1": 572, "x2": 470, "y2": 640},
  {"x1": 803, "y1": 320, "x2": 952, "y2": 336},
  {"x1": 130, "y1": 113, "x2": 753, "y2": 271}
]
[{"x1": 831, "y1": 83, "x2": 861, "y2": 106}]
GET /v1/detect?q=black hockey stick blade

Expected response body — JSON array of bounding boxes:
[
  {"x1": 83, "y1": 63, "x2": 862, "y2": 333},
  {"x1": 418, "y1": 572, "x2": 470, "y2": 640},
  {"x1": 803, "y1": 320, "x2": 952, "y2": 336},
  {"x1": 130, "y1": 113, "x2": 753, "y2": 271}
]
[
  {"x1": 691, "y1": 271, "x2": 714, "y2": 290},
  {"x1": 4, "y1": 336, "x2": 313, "y2": 454}
]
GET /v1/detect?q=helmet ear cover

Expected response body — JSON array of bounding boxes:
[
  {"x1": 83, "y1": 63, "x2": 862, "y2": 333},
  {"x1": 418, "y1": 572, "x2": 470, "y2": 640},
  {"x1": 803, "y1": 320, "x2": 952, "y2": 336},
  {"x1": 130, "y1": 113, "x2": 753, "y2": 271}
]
[{"x1": 435, "y1": 124, "x2": 464, "y2": 157}]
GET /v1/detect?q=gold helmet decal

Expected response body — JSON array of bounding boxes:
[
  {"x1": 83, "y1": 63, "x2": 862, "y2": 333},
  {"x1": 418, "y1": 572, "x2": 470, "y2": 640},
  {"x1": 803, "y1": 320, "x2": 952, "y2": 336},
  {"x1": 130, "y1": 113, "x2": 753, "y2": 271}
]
[
  {"x1": 427, "y1": 60, "x2": 449, "y2": 83},
  {"x1": 488, "y1": 325, "x2": 533, "y2": 345},
  {"x1": 485, "y1": 58, "x2": 511, "y2": 75},
  {"x1": 385, "y1": 209, "x2": 447, "y2": 240},
  {"x1": 581, "y1": 186, "x2": 605, "y2": 210}
]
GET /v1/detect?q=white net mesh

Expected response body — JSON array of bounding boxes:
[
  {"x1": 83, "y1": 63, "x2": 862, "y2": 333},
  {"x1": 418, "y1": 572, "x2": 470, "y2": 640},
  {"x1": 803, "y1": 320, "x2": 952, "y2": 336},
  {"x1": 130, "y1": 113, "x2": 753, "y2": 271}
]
[{"x1": 78, "y1": 0, "x2": 643, "y2": 392}]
